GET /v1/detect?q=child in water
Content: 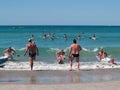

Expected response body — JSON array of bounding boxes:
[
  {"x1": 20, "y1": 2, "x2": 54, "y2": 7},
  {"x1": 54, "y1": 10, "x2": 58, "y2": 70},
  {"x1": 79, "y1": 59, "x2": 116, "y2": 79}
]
[{"x1": 56, "y1": 50, "x2": 65, "y2": 64}]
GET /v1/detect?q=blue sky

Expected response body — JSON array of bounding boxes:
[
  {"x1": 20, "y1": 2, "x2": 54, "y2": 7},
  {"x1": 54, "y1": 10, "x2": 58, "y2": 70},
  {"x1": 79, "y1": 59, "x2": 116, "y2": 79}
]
[{"x1": 0, "y1": 0, "x2": 120, "y2": 25}]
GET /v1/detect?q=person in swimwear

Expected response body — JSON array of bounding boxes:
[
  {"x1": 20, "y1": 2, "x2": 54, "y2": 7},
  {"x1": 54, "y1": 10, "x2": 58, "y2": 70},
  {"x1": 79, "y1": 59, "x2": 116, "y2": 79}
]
[
  {"x1": 98, "y1": 49, "x2": 105, "y2": 60},
  {"x1": 30, "y1": 34, "x2": 35, "y2": 40},
  {"x1": 3, "y1": 47, "x2": 16, "y2": 60},
  {"x1": 56, "y1": 49, "x2": 65, "y2": 64},
  {"x1": 43, "y1": 33, "x2": 47, "y2": 39},
  {"x1": 24, "y1": 39, "x2": 39, "y2": 70},
  {"x1": 98, "y1": 49, "x2": 114, "y2": 64},
  {"x1": 51, "y1": 33, "x2": 55, "y2": 40},
  {"x1": 64, "y1": 34, "x2": 67, "y2": 40},
  {"x1": 77, "y1": 34, "x2": 81, "y2": 40},
  {"x1": 69, "y1": 39, "x2": 82, "y2": 71}
]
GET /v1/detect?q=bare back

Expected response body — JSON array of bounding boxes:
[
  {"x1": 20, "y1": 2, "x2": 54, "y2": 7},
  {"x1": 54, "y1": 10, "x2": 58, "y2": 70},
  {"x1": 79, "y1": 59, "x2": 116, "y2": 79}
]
[
  {"x1": 70, "y1": 44, "x2": 81, "y2": 54},
  {"x1": 26, "y1": 42, "x2": 36, "y2": 53}
]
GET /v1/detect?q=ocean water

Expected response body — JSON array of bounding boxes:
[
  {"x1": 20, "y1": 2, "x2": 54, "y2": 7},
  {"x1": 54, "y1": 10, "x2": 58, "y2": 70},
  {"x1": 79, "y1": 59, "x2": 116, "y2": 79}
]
[{"x1": 0, "y1": 25, "x2": 120, "y2": 70}]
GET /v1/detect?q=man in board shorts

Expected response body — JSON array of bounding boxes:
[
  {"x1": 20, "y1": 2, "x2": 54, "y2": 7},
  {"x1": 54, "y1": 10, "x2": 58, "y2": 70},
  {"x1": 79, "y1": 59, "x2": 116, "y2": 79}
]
[{"x1": 69, "y1": 39, "x2": 82, "y2": 71}]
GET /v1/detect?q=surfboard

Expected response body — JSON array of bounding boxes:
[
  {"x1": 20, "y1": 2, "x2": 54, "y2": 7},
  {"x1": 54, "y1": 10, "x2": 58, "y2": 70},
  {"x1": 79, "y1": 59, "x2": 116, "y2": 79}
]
[{"x1": 0, "y1": 56, "x2": 8, "y2": 64}]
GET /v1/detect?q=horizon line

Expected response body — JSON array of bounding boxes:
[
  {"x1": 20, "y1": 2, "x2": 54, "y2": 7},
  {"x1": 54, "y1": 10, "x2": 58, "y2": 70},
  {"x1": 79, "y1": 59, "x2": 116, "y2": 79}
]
[{"x1": 0, "y1": 25, "x2": 120, "y2": 27}]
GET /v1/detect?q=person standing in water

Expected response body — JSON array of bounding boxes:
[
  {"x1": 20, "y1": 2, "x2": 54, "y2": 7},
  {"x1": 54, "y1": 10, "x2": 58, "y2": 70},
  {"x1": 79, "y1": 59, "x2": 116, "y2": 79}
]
[
  {"x1": 24, "y1": 39, "x2": 39, "y2": 70},
  {"x1": 69, "y1": 39, "x2": 82, "y2": 71}
]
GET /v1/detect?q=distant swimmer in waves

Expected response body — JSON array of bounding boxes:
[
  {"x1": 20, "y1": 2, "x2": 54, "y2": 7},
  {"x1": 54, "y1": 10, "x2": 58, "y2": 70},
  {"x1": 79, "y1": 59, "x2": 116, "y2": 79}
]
[
  {"x1": 3, "y1": 47, "x2": 17, "y2": 60},
  {"x1": 43, "y1": 33, "x2": 47, "y2": 39},
  {"x1": 89, "y1": 34, "x2": 96, "y2": 40},
  {"x1": 47, "y1": 32, "x2": 51, "y2": 37},
  {"x1": 77, "y1": 34, "x2": 81, "y2": 40},
  {"x1": 64, "y1": 34, "x2": 67, "y2": 40},
  {"x1": 56, "y1": 49, "x2": 65, "y2": 64},
  {"x1": 98, "y1": 49, "x2": 115, "y2": 64},
  {"x1": 30, "y1": 34, "x2": 35, "y2": 41},
  {"x1": 51, "y1": 33, "x2": 55, "y2": 40}
]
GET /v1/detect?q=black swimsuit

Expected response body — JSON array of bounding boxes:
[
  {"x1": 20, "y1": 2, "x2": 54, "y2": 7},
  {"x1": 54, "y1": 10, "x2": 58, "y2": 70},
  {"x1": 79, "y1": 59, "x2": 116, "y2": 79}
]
[
  {"x1": 29, "y1": 52, "x2": 36, "y2": 57},
  {"x1": 72, "y1": 54, "x2": 79, "y2": 57}
]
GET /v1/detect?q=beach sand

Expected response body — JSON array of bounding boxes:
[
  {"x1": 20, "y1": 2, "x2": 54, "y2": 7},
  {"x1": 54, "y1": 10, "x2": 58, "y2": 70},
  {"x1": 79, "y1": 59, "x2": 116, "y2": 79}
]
[
  {"x1": 0, "y1": 81, "x2": 120, "y2": 90},
  {"x1": 0, "y1": 69, "x2": 120, "y2": 90}
]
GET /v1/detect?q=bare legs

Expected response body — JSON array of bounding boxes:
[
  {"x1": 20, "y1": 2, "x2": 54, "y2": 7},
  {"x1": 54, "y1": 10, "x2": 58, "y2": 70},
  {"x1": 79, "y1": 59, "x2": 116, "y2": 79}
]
[
  {"x1": 29, "y1": 57, "x2": 35, "y2": 70},
  {"x1": 69, "y1": 57, "x2": 80, "y2": 71},
  {"x1": 69, "y1": 58, "x2": 73, "y2": 71},
  {"x1": 76, "y1": 57, "x2": 80, "y2": 70}
]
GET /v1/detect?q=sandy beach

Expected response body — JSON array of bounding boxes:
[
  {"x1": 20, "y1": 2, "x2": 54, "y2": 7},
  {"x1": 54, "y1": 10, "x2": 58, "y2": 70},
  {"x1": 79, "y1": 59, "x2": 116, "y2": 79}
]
[
  {"x1": 0, "y1": 81, "x2": 120, "y2": 90},
  {"x1": 0, "y1": 69, "x2": 120, "y2": 90}
]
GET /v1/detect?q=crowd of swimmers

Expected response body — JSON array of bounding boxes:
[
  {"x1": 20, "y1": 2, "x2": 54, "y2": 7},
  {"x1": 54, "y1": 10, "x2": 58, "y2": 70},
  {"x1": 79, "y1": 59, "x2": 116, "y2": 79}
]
[
  {"x1": 2, "y1": 33, "x2": 115, "y2": 71},
  {"x1": 42, "y1": 32, "x2": 96, "y2": 40}
]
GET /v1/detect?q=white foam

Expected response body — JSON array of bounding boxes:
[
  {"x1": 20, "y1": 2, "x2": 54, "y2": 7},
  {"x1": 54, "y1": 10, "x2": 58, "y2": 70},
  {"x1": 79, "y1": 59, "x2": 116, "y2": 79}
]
[
  {"x1": 82, "y1": 48, "x2": 90, "y2": 52},
  {"x1": 82, "y1": 47, "x2": 98, "y2": 52},
  {"x1": 18, "y1": 48, "x2": 26, "y2": 51},
  {"x1": 92, "y1": 48, "x2": 98, "y2": 52},
  {"x1": 0, "y1": 61, "x2": 120, "y2": 71},
  {"x1": 50, "y1": 48, "x2": 60, "y2": 52}
]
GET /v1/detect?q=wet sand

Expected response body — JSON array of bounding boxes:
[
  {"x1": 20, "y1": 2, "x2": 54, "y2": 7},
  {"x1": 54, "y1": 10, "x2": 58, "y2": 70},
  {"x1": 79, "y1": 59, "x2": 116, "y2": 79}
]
[
  {"x1": 0, "y1": 69, "x2": 120, "y2": 90},
  {"x1": 0, "y1": 69, "x2": 120, "y2": 84},
  {"x1": 0, "y1": 81, "x2": 120, "y2": 90}
]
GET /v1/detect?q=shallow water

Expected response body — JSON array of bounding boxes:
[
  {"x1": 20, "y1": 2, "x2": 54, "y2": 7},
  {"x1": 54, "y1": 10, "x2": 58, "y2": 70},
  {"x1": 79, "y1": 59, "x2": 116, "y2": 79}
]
[{"x1": 0, "y1": 69, "x2": 120, "y2": 84}]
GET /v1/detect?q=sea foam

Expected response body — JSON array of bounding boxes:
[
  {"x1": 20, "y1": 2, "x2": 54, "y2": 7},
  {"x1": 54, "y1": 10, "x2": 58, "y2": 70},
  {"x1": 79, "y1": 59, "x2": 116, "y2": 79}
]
[{"x1": 0, "y1": 61, "x2": 120, "y2": 71}]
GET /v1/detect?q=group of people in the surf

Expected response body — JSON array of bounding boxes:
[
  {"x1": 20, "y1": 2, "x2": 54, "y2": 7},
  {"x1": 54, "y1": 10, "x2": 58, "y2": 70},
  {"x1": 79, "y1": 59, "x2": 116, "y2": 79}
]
[
  {"x1": 0, "y1": 33, "x2": 116, "y2": 71},
  {"x1": 42, "y1": 32, "x2": 96, "y2": 41}
]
